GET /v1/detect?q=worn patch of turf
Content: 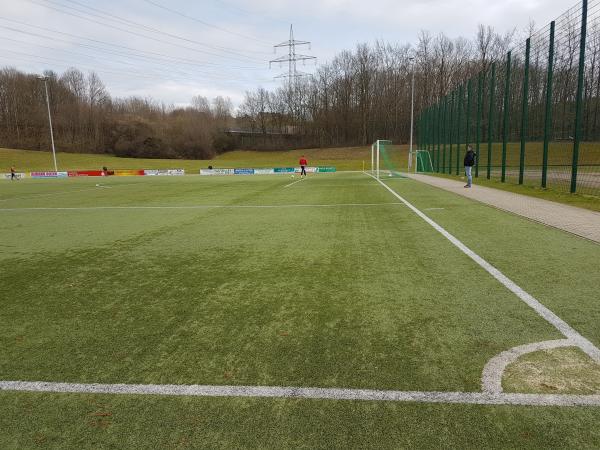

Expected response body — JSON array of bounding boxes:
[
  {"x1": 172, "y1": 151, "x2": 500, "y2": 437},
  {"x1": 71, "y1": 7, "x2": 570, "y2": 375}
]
[{"x1": 503, "y1": 347, "x2": 600, "y2": 395}]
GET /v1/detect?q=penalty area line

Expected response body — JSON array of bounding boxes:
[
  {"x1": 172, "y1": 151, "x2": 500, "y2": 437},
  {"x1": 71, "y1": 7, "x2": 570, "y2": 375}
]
[
  {"x1": 1, "y1": 381, "x2": 600, "y2": 406},
  {"x1": 366, "y1": 172, "x2": 600, "y2": 364}
]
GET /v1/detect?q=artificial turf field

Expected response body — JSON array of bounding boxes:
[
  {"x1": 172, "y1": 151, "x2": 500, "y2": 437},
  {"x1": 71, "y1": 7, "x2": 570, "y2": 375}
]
[{"x1": 1, "y1": 172, "x2": 600, "y2": 448}]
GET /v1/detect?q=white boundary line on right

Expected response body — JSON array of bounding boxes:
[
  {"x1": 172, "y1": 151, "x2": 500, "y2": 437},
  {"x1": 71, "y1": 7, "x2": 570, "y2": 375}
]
[{"x1": 366, "y1": 172, "x2": 600, "y2": 364}]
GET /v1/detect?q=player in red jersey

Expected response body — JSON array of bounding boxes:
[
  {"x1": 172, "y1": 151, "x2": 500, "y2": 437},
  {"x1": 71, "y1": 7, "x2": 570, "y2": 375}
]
[{"x1": 299, "y1": 155, "x2": 308, "y2": 177}]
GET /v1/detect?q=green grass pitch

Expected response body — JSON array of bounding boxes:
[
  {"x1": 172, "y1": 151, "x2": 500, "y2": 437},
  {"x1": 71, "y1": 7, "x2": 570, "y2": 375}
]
[{"x1": 1, "y1": 172, "x2": 600, "y2": 448}]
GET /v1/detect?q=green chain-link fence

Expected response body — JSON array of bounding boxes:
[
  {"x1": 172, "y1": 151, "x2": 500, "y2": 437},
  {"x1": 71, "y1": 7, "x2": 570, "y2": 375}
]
[{"x1": 418, "y1": 0, "x2": 600, "y2": 196}]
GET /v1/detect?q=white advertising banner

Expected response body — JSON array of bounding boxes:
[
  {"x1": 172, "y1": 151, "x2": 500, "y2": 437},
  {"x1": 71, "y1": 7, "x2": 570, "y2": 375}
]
[
  {"x1": 294, "y1": 167, "x2": 318, "y2": 173},
  {"x1": 165, "y1": 169, "x2": 185, "y2": 176},
  {"x1": 253, "y1": 168, "x2": 275, "y2": 175},
  {"x1": 200, "y1": 169, "x2": 235, "y2": 176},
  {"x1": 1, "y1": 172, "x2": 26, "y2": 180}
]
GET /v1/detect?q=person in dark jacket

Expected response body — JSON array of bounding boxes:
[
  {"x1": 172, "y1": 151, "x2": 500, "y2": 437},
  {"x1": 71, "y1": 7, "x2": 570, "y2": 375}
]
[{"x1": 463, "y1": 145, "x2": 476, "y2": 188}]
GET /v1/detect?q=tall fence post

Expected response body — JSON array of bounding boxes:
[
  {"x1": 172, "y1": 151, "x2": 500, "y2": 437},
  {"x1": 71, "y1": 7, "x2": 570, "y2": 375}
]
[
  {"x1": 449, "y1": 90, "x2": 455, "y2": 174},
  {"x1": 426, "y1": 107, "x2": 431, "y2": 152},
  {"x1": 429, "y1": 107, "x2": 433, "y2": 158},
  {"x1": 437, "y1": 100, "x2": 442, "y2": 172},
  {"x1": 457, "y1": 84, "x2": 464, "y2": 175},
  {"x1": 519, "y1": 38, "x2": 531, "y2": 185},
  {"x1": 487, "y1": 63, "x2": 496, "y2": 180},
  {"x1": 442, "y1": 96, "x2": 448, "y2": 173},
  {"x1": 466, "y1": 78, "x2": 473, "y2": 166},
  {"x1": 476, "y1": 71, "x2": 483, "y2": 178},
  {"x1": 542, "y1": 22, "x2": 556, "y2": 188},
  {"x1": 436, "y1": 102, "x2": 441, "y2": 172},
  {"x1": 502, "y1": 51, "x2": 512, "y2": 183},
  {"x1": 571, "y1": 0, "x2": 588, "y2": 193}
]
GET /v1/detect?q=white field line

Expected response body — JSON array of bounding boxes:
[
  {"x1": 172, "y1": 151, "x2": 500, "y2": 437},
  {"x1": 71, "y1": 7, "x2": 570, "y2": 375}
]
[
  {"x1": 1, "y1": 381, "x2": 600, "y2": 406},
  {"x1": 0, "y1": 203, "x2": 403, "y2": 212},
  {"x1": 481, "y1": 340, "x2": 575, "y2": 394},
  {"x1": 366, "y1": 172, "x2": 600, "y2": 364},
  {"x1": 0, "y1": 183, "x2": 137, "y2": 202},
  {"x1": 283, "y1": 178, "x2": 305, "y2": 188}
]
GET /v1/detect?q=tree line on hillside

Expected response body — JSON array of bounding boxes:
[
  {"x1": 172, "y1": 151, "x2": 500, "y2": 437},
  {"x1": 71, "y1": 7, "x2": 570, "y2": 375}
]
[
  {"x1": 3, "y1": 16, "x2": 596, "y2": 158},
  {"x1": 237, "y1": 25, "x2": 517, "y2": 148},
  {"x1": 239, "y1": 16, "x2": 600, "y2": 148},
  {"x1": 0, "y1": 67, "x2": 235, "y2": 159}
]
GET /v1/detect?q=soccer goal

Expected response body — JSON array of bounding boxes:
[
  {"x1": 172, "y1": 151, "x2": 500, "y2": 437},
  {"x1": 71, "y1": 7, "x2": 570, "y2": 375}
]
[
  {"x1": 371, "y1": 140, "x2": 405, "y2": 179},
  {"x1": 415, "y1": 150, "x2": 434, "y2": 173}
]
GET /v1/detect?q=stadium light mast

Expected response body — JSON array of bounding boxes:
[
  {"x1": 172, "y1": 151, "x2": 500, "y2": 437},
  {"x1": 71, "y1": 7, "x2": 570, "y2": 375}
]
[
  {"x1": 408, "y1": 55, "x2": 416, "y2": 172},
  {"x1": 38, "y1": 76, "x2": 58, "y2": 172}
]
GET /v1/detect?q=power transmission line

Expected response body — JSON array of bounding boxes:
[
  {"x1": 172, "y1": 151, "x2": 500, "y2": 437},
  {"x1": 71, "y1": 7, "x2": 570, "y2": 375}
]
[
  {"x1": 25, "y1": 0, "x2": 266, "y2": 63},
  {"x1": 0, "y1": 17, "x2": 264, "y2": 70},
  {"x1": 140, "y1": 0, "x2": 273, "y2": 46},
  {"x1": 269, "y1": 25, "x2": 316, "y2": 85}
]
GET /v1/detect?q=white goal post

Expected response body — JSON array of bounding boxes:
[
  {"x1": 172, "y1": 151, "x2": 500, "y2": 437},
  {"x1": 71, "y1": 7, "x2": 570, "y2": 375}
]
[{"x1": 371, "y1": 140, "x2": 393, "y2": 179}]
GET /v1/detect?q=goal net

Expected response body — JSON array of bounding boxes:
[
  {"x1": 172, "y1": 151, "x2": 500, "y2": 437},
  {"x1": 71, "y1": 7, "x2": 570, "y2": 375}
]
[
  {"x1": 370, "y1": 140, "x2": 405, "y2": 179},
  {"x1": 415, "y1": 150, "x2": 434, "y2": 173}
]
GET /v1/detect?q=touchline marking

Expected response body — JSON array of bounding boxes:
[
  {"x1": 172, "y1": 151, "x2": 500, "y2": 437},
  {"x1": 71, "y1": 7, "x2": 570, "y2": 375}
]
[
  {"x1": 366, "y1": 172, "x2": 600, "y2": 364},
  {"x1": 283, "y1": 178, "x2": 304, "y2": 188},
  {"x1": 0, "y1": 203, "x2": 403, "y2": 212},
  {"x1": 1, "y1": 381, "x2": 600, "y2": 406}
]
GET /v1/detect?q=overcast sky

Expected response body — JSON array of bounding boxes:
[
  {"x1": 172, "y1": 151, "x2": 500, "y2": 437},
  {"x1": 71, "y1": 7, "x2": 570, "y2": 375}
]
[{"x1": 0, "y1": 0, "x2": 573, "y2": 108}]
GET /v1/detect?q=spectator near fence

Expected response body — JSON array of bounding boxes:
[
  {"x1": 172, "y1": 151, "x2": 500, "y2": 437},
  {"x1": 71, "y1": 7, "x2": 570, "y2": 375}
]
[{"x1": 464, "y1": 146, "x2": 476, "y2": 188}]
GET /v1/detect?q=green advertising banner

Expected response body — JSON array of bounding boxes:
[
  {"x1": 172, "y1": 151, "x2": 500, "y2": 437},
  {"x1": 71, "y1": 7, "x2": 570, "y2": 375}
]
[{"x1": 317, "y1": 167, "x2": 336, "y2": 173}]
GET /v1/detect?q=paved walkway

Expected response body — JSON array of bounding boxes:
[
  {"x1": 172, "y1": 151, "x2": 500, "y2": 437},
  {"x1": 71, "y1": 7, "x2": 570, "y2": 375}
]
[{"x1": 407, "y1": 174, "x2": 600, "y2": 243}]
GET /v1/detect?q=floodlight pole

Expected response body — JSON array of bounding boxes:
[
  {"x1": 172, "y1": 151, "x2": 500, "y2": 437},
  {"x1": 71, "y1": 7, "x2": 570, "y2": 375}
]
[
  {"x1": 39, "y1": 76, "x2": 58, "y2": 172},
  {"x1": 409, "y1": 56, "x2": 416, "y2": 173}
]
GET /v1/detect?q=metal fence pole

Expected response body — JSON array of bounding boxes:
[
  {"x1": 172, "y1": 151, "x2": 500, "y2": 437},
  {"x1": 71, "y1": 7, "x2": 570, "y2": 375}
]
[
  {"x1": 542, "y1": 25, "x2": 556, "y2": 188},
  {"x1": 434, "y1": 103, "x2": 439, "y2": 172},
  {"x1": 571, "y1": 0, "x2": 588, "y2": 193},
  {"x1": 502, "y1": 51, "x2": 512, "y2": 183},
  {"x1": 427, "y1": 108, "x2": 432, "y2": 153},
  {"x1": 487, "y1": 63, "x2": 496, "y2": 179},
  {"x1": 442, "y1": 96, "x2": 448, "y2": 173},
  {"x1": 449, "y1": 90, "x2": 455, "y2": 174},
  {"x1": 435, "y1": 99, "x2": 444, "y2": 173},
  {"x1": 457, "y1": 84, "x2": 464, "y2": 175},
  {"x1": 519, "y1": 38, "x2": 531, "y2": 185},
  {"x1": 466, "y1": 78, "x2": 473, "y2": 157},
  {"x1": 476, "y1": 71, "x2": 483, "y2": 178}
]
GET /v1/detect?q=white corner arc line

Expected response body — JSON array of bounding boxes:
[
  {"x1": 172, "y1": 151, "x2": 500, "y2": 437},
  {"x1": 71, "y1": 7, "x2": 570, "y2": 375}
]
[
  {"x1": 366, "y1": 172, "x2": 600, "y2": 364},
  {"x1": 2, "y1": 381, "x2": 600, "y2": 406},
  {"x1": 481, "y1": 339, "x2": 576, "y2": 394}
]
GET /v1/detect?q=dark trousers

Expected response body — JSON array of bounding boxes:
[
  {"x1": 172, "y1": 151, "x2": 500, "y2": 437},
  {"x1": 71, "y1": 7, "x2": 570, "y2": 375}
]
[{"x1": 301, "y1": 166, "x2": 307, "y2": 176}]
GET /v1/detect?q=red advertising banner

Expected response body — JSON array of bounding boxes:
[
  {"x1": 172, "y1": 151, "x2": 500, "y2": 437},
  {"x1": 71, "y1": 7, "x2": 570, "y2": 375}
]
[{"x1": 69, "y1": 170, "x2": 104, "y2": 177}]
